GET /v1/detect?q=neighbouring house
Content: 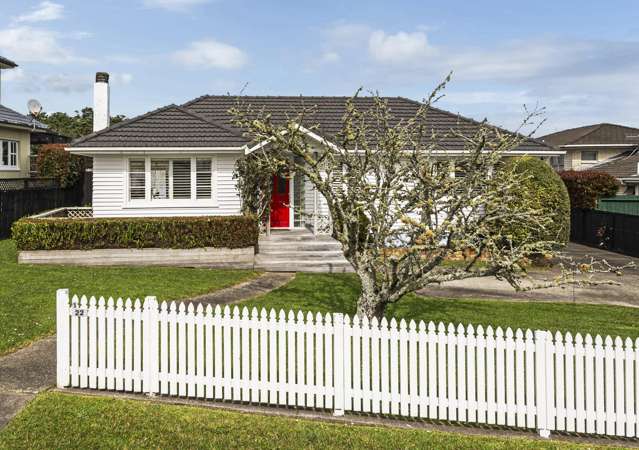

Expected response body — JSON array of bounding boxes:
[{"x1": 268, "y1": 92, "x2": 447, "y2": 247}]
[
  {"x1": 540, "y1": 123, "x2": 639, "y2": 172},
  {"x1": 67, "y1": 72, "x2": 564, "y2": 232},
  {"x1": 0, "y1": 55, "x2": 48, "y2": 181},
  {"x1": 590, "y1": 152, "x2": 639, "y2": 195}
]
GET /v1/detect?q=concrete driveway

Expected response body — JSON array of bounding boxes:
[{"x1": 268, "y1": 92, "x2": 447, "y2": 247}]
[{"x1": 418, "y1": 243, "x2": 639, "y2": 308}]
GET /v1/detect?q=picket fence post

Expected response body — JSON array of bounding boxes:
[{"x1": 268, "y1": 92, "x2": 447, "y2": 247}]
[
  {"x1": 333, "y1": 313, "x2": 345, "y2": 416},
  {"x1": 535, "y1": 330, "x2": 552, "y2": 438},
  {"x1": 56, "y1": 288, "x2": 70, "y2": 388},
  {"x1": 143, "y1": 296, "x2": 159, "y2": 395}
]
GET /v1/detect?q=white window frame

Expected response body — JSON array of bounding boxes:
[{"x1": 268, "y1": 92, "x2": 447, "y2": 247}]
[
  {"x1": 581, "y1": 150, "x2": 598, "y2": 162},
  {"x1": 0, "y1": 139, "x2": 19, "y2": 170},
  {"x1": 125, "y1": 155, "x2": 217, "y2": 208}
]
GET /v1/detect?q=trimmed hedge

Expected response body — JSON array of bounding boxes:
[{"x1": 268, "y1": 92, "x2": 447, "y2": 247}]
[
  {"x1": 559, "y1": 170, "x2": 619, "y2": 209},
  {"x1": 12, "y1": 215, "x2": 259, "y2": 251},
  {"x1": 501, "y1": 156, "x2": 571, "y2": 246}
]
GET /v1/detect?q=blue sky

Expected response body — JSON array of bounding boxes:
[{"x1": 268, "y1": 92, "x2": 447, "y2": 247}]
[{"x1": 1, "y1": 0, "x2": 638, "y2": 135}]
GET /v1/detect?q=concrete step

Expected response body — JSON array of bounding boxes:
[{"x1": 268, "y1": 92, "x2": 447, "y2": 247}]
[
  {"x1": 259, "y1": 234, "x2": 336, "y2": 243},
  {"x1": 254, "y1": 258, "x2": 353, "y2": 273},
  {"x1": 257, "y1": 250, "x2": 345, "y2": 259},
  {"x1": 258, "y1": 241, "x2": 342, "y2": 252}
]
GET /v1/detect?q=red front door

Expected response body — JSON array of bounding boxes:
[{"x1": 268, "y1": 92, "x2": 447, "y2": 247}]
[{"x1": 270, "y1": 175, "x2": 290, "y2": 228}]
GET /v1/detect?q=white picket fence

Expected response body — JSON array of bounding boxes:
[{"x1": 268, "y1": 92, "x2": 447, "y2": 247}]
[{"x1": 56, "y1": 289, "x2": 639, "y2": 439}]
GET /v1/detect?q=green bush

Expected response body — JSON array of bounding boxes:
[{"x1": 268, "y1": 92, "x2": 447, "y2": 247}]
[
  {"x1": 501, "y1": 156, "x2": 571, "y2": 246},
  {"x1": 559, "y1": 170, "x2": 619, "y2": 209},
  {"x1": 12, "y1": 215, "x2": 259, "y2": 251},
  {"x1": 36, "y1": 144, "x2": 84, "y2": 188}
]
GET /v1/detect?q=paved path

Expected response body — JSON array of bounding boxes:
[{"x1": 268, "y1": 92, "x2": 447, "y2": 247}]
[
  {"x1": 0, "y1": 337, "x2": 56, "y2": 429},
  {"x1": 185, "y1": 272, "x2": 295, "y2": 306},
  {"x1": 419, "y1": 243, "x2": 639, "y2": 307}
]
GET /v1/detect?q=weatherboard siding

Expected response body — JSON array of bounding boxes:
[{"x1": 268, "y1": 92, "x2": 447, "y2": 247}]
[{"x1": 92, "y1": 153, "x2": 242, "y2": 217}]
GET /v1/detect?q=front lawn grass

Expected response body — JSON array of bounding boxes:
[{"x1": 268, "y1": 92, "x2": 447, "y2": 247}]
[
  {"x1": 241, "y1": 273, "x2": 639, "y2": 339},
  {"x1": 0, "y1": 239, "x2": 258, "y2": 355},
  {"x1": 0, "y1": 392, "x2": 613, "y2": 450}
]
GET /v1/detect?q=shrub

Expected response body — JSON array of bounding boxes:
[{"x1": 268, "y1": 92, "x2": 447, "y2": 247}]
[
  {"x1": 559, "y1": 170, "x2": 619, "y2": 209},
  {"x1": 36, "y1": 144, "x2": 84, "y2": 188},
  {"x1": 12, "y1": 215, "x2": 259, "y2": 251},
  {"x1": 500, "y1": 156, "x2": 571, "y2": 246}
]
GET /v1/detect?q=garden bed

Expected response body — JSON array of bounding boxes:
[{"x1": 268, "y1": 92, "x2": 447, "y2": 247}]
[{"x1": 12, "y1": 214, "x2": 259, "y2": 267}]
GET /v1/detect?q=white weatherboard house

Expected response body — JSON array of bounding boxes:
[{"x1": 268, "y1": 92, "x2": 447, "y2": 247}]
[{"x1": 68, "y1": 72, "x2": 564, "y2": 237}]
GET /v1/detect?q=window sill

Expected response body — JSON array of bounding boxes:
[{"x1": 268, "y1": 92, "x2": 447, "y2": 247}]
[
  {"x1": 124, "y1": 201, "x2": 219, "y2": 209},
  {"x1": 0, "y1": 167, "x2": 21, "y2": 171}
]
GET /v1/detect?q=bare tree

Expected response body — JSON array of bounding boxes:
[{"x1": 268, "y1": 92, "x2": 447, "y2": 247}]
[{"x1": 231, "y1": 80, "x2": 624, "y2": 319}]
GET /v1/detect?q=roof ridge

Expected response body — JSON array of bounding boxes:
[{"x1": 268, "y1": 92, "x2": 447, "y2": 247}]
[
  {"x1": 70, "y1": 103, "x2": 180, "y2": 146},
  {"x1": 176, "y1": 104, "x2": 245, "y2": 139}
]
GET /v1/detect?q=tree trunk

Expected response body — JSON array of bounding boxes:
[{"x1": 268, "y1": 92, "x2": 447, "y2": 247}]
[{"x1": 355, "y1": 273, "x2": 386, "y2": 319}]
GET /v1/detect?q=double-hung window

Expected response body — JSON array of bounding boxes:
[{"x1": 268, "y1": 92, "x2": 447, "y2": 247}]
[
  {"x1": 0, "y1": 140, "x2": 19, "y2": 169},
  {"x1": 128, "y1": 156, "x2": 216, "y2": 204}
]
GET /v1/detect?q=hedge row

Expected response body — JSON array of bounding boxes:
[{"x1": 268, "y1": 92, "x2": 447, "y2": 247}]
[{"x1": 12, "y1": 215, "x2": 259, "y2": 251}]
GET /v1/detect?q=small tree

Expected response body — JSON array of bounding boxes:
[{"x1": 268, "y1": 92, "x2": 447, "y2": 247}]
[
  {"x1": 36, "y1": 144, "x2": 84, "y2": 188},
  {"x1": 36, "y1": 107, "x2": 126, "y2": 139},
  {"x1": 559, "y1": 170, "x2": 619, "y2": 209},
  {"x1": 232, "y1": 83, "x2": 624, "y2": 319}
]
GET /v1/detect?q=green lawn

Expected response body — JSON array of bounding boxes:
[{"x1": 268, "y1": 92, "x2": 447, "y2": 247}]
[
  {"x1": 0, "y1": 240, "x2": 258, "y2": 355},
  {"x1": 241, "y1": 273, "x2": 639, "y2": 339},
  {"x1": 0, "y1": 392, "x2": 616, "y2": 450}
]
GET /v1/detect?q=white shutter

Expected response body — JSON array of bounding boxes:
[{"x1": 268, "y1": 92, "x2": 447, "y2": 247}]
[
  {"x1": 150, "y1": 160, "x2": 169, "y2": 199},
  {"x1": 129, "y1": 159, "x2": 146, "y2": 200},
  {"x1": 196, "y1": 159, "x2": 212, "y2": 199},
  {"x1": 172, "y1": 159, "x2": 191, "y2": 199}
]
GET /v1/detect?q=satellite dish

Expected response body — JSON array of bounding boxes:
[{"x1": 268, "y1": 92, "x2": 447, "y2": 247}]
[{"x1": 27, "y1": 99, "x2": 42, "y2": 116}]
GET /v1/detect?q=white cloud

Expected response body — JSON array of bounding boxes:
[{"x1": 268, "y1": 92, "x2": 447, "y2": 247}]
[
  {"x1": 0, "y1": 26, "x2": 92, "y2": 64},
  {"x1": 12, "y1": 1, "x2": 64, "y2": 23},
  {"x1": 323, "y1": 23, "x2": 372, "y2": 49},
  {"x1": 172, "y1": 39, "x2": 248, "y2": 69},
  {"x1": 4, "y1": 70, "x2": 134, "y2": 94},
  {"x1": 368, "y1": 30, "x2": 436, "y2": 64},
  {"x1": 143, "y1": 0, "x2": 210, "y2": 11}
]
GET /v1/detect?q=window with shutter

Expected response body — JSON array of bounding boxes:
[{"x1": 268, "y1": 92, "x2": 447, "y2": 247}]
[
  {"x1": 127, "y1": 156, "x2": 217, "y2": 204},
  {"x1": 129, "y1": 159, "x2": 146, "y2": 199},
  {"x1": 151, "y1": 160, "x2": 169, "y2": 199},
  {"x1": 172, "y1": 159, "x2": 191, "y2": 199},
  {"x1": 196, "y1": 158, "x2": 212, "y2": 199}
]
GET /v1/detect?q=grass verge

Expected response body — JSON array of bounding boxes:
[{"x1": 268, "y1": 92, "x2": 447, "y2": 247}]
[
  {"x1": 0, "y1": 392, "x2": 615, "y2": 450},
  {"x1": 241, "y1": 273, "x2": 639, "y2": 338},
  {"x1": 0, "y1": 239, "x2": 258, "y2": 355}
]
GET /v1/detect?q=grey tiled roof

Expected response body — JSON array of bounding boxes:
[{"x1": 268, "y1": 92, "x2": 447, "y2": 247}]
[
  {"x1": 0, "y1": 56, "x2": 18, "y2": 69},
  {"x1": 0, "y1": 104, "x2": 47, "y2": 129},
  {"x1": 541, "y1": 123, "x2": 639, "y2": 146},
  {"x1": 591, "y1": 150, "x2": 639, "y2": 179},
  {"x1": 70, "y1": 95, "x2": 555, "y2": 152},
  {"x1": 71, "y1": 104, "x2": 246, "y2": 147}
]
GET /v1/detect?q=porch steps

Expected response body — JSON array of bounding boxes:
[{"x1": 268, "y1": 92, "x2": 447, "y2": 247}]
[{"x1": 255, "y1": 230, "x2": 353, "y2": 273}]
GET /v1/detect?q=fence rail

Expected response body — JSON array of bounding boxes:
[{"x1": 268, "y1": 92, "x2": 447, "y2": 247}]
[{"x1": 57, "y1": 289, "x2": 639, "y2": 439}]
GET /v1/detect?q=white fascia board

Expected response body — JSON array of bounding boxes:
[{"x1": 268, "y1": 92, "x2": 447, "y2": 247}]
[
  {"x1": 67, "y1": 146, "x2": 247, "y2": 156},
  {"x1": 560, "y1": 144, "x2": 637, "y2": 148}
]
